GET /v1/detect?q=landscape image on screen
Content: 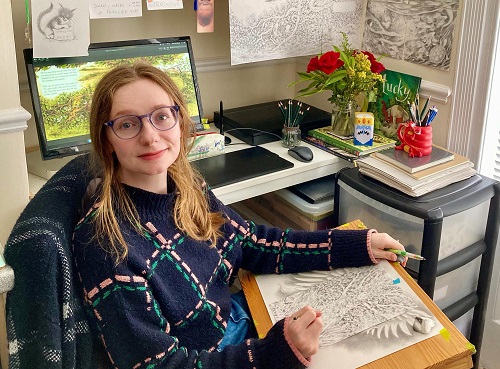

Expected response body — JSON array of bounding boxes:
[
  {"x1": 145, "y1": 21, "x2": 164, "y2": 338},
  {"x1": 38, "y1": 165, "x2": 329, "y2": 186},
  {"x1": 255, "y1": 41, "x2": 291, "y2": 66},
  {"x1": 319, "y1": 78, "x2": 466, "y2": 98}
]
[{"x1": 33, "y1": 45, "x2": 201, "y2": 150}]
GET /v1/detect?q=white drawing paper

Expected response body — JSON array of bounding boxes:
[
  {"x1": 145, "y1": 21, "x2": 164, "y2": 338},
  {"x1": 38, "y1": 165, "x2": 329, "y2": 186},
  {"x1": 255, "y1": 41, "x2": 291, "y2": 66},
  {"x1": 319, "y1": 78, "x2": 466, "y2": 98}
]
[
  {"x1": 362, "y1": 0, "x2": 459, "y2": 70},
  {"x1": 147, "y1": 0, "x2": 184, "y2": 11},
  {"x1": 269, "y1": 263, "x2": 417, "y2": 346},
  {"x1": 32, "y1": 0, "x2": 90, "y2": 58},
  {"x1": 256, "y1": 260, "x2": 443, "y2": 369},
  {"x1": 90, "y1": 0, "x2": 142, "y2": 19},
  {"x1": 228, "y1": 0, "x2": 363, "y2": 65}
]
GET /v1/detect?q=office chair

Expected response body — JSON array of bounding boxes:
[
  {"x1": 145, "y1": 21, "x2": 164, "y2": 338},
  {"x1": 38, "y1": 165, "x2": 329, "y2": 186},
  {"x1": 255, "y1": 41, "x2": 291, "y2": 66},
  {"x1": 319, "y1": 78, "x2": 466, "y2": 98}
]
[{"x1": 3, "y1": 154, "x2": 101, "y2": 369}]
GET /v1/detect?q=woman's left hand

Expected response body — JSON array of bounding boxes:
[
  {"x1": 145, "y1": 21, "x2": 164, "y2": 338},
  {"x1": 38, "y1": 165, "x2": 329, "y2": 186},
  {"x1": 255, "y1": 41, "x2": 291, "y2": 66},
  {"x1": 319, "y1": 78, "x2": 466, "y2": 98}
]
[{"x1": 371, "y1": 232, "x2": 407, "y2": 266}]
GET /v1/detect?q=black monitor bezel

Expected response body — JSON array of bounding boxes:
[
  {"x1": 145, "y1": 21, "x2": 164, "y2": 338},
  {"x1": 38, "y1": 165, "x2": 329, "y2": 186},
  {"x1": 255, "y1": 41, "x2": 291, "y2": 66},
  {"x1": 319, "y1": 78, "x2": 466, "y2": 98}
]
[{"x1": 23, "y1": 36, "x2": 204, "y2": 160}]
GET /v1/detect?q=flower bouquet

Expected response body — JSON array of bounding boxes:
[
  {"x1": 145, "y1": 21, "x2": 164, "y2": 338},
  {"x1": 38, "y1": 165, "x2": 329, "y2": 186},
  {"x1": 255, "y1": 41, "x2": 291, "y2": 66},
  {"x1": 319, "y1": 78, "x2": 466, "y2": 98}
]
[{"x1": 290, "y1": 33, "x2": 385, "y2": 137}]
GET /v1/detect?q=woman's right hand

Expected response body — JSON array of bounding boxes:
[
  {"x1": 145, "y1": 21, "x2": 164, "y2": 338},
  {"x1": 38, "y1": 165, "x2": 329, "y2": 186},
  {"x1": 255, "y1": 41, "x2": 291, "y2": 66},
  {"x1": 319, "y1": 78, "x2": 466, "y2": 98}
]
[{"x1": 288, "y1": 306, "x2": 323, "y2": 358}]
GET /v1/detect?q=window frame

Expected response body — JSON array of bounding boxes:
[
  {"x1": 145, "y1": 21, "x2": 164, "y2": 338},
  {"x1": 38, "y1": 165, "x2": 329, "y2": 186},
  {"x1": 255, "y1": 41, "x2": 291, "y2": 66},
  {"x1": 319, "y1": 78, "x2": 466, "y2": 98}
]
[{"x1": 447, "y1": 0, "x2": 499, "y2": 172}]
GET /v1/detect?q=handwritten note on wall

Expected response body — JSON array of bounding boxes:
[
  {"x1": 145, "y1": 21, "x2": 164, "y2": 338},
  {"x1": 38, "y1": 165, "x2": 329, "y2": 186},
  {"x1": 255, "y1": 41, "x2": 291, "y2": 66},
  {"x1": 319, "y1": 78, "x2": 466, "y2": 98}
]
[
  {"x1": 90, "y1": 0, "x2": 142, "y2": 19},
  {"x1": 147, "y1": 0, "x2": 183, "y2": 10}
]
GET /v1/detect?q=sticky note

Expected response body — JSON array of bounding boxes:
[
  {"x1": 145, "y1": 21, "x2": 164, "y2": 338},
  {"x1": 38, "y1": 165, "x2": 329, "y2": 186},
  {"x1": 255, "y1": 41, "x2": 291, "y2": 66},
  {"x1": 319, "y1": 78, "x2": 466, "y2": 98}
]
[
  {"x1": 466, "y1": 342, "x2": 476, "y2": 354},
  {"x1": 201, "y1": 118, "x2": 210, "y2": 130},
  {"x1": 439, "y1": 328, "x2": 450, "y2": 342}
]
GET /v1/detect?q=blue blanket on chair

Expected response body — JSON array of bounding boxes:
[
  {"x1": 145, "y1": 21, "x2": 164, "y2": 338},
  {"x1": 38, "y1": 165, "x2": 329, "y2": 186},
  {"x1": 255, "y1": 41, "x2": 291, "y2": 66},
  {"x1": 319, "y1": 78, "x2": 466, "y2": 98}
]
[{"x1": 4, "y1": 154, "x2": 99, "y2": 369}]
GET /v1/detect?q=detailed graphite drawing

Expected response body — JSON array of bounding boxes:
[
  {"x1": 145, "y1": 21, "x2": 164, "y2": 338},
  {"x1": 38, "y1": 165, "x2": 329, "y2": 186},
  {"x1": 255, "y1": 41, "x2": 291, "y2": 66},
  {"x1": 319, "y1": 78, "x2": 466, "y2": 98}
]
[
  {"x1": 362, "y1": 0, "x2": 459, "y2": 70},
  {"x1": 228, "y1": 0, "x2": 363, "y2": 65},
  {"x1": 269, "y1": 264, "x2": 420, "y2": 346},
  {"x1": 257, "y1": 261, "x2": 442, "y2": 368},
  {"x1": 37, "y1": 2, "x2": 77, "y2": 41}
]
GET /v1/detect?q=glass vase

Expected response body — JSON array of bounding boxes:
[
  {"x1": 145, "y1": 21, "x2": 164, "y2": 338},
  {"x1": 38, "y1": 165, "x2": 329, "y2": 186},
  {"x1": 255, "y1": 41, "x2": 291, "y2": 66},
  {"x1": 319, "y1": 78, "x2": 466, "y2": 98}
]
[
  {"x1": 281, "y1": 126, "x2": 301, "y2": 148},
  {"x1": 331, "y1": 102, "x2": 356, "y2": 138}
]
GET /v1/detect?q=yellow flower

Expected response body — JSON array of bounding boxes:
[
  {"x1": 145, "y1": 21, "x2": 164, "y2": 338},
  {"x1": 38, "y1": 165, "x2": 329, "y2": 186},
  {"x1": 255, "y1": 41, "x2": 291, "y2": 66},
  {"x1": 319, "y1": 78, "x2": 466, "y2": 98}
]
[{"x1": 290, "y1": 32, "x2": 385, "y2": 112}]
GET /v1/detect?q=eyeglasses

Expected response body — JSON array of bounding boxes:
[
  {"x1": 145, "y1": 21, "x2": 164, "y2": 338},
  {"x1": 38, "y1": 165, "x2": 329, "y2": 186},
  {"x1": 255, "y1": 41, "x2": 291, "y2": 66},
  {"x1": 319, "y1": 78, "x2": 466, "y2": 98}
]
[{"x1": 104, "y1": 106, "x2": 180, "y2": 139}]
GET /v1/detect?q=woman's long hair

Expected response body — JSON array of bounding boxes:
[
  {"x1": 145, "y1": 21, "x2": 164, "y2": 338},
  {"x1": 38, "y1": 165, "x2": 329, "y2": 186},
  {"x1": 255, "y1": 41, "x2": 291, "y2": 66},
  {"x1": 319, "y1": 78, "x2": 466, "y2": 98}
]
[{"x1": 88, "y1": 62, "x2": 225, "y2": 262}]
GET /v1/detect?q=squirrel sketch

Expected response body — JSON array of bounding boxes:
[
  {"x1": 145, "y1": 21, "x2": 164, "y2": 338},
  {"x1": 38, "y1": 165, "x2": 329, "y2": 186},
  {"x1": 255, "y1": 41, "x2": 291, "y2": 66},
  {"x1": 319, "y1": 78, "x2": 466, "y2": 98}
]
[{"x1": 37, "y1": 3, "x2": 76, "y2": 39}]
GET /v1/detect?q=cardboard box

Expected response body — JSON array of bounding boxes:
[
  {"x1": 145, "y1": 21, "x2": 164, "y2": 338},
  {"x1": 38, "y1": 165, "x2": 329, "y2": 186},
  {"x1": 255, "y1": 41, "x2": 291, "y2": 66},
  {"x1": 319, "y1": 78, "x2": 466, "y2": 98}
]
[{"x1": 241, "y1": 189, "x2": 335, "y2": 231}]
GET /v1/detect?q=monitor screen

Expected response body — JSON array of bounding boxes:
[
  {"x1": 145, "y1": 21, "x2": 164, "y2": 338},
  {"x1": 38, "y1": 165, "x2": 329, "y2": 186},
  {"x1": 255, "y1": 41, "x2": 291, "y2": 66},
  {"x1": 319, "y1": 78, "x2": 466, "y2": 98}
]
[{"x1": 24, "y1": 36, "x2": 204, "y2": 161}]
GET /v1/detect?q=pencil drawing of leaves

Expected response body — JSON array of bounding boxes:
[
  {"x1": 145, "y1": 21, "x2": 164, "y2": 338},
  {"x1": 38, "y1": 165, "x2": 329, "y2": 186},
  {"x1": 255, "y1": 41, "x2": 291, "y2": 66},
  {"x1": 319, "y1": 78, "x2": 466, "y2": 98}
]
[
  {"x1": 269, "y1": 264, "x2": 418, "y2": 346},
  {"x1": 367, "y1": 308, "x2": 432, "y2": 339},
  {"x1": 279, "y1": 270, "x2": 344, "y2": 294}
]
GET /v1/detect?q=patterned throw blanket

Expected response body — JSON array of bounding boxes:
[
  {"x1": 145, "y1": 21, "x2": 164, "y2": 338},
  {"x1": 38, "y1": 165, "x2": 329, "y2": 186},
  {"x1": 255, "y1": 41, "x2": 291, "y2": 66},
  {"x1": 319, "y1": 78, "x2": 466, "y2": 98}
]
[{"x1": 4, "y1": 154, "x2": 98, "y2": 369}]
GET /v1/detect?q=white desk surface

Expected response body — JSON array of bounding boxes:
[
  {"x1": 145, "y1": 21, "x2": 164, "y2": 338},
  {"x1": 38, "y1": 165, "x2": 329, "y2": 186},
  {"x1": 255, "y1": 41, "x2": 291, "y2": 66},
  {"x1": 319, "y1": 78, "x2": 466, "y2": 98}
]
[{"x1": 28, "y1": 134, "x2": 352, "y2": 204}]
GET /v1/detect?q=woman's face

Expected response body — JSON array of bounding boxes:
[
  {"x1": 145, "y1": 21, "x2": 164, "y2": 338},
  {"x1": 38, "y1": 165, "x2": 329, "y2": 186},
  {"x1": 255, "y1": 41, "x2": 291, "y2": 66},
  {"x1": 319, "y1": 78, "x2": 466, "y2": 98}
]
[{"x1": 105, "y1": 78, "x2": 181, "y2": 192}]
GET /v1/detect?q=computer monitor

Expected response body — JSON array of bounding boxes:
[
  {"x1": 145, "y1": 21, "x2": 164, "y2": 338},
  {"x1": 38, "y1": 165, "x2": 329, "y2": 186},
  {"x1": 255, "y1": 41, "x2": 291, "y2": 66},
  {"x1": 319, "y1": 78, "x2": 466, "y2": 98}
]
[{"x1": 23, "y1": 36, "x2": 204, "y2": 177}]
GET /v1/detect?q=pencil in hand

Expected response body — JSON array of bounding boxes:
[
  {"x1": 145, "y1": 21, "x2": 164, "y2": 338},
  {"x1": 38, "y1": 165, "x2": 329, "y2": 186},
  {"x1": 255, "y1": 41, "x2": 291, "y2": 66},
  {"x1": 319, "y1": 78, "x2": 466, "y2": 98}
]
[{"x1": 385, "y1": 248, "x2": 425, "y2": 261}]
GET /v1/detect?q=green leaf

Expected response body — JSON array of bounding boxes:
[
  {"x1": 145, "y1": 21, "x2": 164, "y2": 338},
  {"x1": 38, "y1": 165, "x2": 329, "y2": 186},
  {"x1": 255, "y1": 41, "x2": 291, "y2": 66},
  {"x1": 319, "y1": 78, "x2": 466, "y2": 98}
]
[
  {"x1": 297, "y1": 90, "x2": 323, "y2": 97},
  {"x1": 296, "y1": 72, "x2": 313, "y2": 79},
  {"x1": 340, "y1": 51, "x2": 352, "y2": 68},
  {"x1": 296, "y1": 81, "x2": 318, "y2": 94},
  {"x1": 324, "y1": 70, "x2": 347, "y2": 86},
  {"x1": 367, "y1": 90, "x2": 378, "y2": 102}
]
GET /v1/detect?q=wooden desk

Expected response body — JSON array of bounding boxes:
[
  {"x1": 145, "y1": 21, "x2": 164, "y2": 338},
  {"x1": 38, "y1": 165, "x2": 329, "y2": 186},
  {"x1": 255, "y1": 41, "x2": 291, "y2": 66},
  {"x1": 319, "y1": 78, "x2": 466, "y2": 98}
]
[{"x1": 240, "y1": 221, "x2": 474, "y2": 369}]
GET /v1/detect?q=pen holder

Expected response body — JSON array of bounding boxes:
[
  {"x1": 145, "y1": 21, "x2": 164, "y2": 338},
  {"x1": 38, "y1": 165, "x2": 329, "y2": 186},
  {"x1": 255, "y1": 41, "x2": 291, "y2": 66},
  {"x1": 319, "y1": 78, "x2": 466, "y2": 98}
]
[
  {"x1": 281, "y1": 126, "x2": 301, "y2": 148},
  {"x1": 395, "y1": 122, "x2": 432, "y2": 157}
]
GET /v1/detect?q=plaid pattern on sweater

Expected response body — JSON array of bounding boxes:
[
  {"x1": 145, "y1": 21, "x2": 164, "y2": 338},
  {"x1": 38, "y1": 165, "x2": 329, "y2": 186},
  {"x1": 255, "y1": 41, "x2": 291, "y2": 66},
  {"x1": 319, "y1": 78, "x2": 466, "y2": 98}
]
[
  {"x1": 72, "y1": 184, "x2": 373, "y2": 369},
  {"x1": 4, "y1": 155, "x2": 99, "y2": 369}
]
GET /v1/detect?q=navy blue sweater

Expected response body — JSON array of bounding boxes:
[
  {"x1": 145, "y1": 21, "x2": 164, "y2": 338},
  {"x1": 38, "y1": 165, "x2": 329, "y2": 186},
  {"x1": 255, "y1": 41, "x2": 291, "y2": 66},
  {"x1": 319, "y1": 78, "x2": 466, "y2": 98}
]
[{"x1": 72, "y1": 184, "x2": 375, "y2": 369}]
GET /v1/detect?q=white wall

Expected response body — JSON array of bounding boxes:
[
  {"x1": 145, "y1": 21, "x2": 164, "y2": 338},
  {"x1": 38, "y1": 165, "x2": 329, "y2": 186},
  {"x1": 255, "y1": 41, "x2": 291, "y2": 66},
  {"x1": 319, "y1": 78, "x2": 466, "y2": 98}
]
[
  {"x1": 11, "y1": 0, "x2": 300, "y2": 150},
  {"x1": 0, "y1": 0, "x2": 30, "y2": 245},
  {"x1": 11, "y1": 0, "x2": 459, "y2": 151}
]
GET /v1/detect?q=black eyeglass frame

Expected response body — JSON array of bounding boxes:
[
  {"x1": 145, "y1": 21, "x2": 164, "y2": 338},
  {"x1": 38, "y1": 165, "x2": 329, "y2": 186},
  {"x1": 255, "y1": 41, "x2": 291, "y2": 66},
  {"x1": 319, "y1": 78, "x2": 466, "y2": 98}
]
[{"x1": 104, "y1": 105, "x2": 180, "y2": 139}]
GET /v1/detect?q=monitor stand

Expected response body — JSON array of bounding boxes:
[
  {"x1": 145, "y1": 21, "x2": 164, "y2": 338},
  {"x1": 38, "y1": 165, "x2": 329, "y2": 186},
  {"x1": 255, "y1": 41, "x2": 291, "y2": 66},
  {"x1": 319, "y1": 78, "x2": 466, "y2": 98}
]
[{"x1": 26, "y1": 150, "x2": 79, "y2": 180}]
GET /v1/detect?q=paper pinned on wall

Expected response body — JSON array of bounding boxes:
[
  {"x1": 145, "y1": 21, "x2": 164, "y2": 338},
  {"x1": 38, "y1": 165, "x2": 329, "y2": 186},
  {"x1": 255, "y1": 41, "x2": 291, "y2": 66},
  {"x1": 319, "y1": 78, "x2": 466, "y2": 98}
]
[
  {"x1": 197, "y1": 0, "x2": 215, "y2": 33},
  {"x1": 147, "y1": 0, "x2": 183, "y2": 11},
  {"x1": 90, "y1": 0, "x2": 142, "y2": 19},
  {"x1": 363, "y1": 0, "x2": 459, "y2": 71},
  {"x1": 228, "y1": 0, "x2": 363, "y2": 65},
  {"x1": 32, "y1": 0, "x2": 90, "y2": 58}
]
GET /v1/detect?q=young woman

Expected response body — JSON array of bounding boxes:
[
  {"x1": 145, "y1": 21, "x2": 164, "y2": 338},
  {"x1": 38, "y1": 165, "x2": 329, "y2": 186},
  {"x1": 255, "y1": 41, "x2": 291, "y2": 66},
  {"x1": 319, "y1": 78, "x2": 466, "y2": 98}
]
[{"x1": 72, "y1": 62, "x2": 406, "y2": 369}]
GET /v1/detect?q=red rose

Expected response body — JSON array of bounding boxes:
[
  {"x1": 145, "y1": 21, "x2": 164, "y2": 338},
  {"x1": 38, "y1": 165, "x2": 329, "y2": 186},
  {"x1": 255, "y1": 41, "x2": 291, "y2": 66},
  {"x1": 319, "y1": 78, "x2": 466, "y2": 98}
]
[
  {"x1": 307, "y1": 56, "x2": 320, "y2": 72},
  {"x1": 317, "y1": 51, "x2": 344, "y2": 74},
  {"x1": 361, "y1": 51, "x2": 385, "y2": 73}
]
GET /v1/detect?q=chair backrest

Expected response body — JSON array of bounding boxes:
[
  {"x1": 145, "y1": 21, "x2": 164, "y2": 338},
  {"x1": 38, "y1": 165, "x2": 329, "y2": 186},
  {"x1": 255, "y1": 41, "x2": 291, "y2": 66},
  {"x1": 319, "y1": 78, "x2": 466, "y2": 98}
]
[{"x1": 4, "y1": 154, "x2": 99, "y2": 369}]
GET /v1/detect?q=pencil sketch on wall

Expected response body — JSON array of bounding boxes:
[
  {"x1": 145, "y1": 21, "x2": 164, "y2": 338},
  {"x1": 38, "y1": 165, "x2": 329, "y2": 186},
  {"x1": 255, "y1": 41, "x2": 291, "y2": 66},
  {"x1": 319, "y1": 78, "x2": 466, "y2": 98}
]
[
  {"x1": 37, "y1": 2, "x2": 77, "y2": 41},
  {"x1": 362, "y1": 0, "x2": 459, "y2": 70},
  {"x1": 31, "y1": 0, "x2": 90, "y2": 58},
  {"x1": 268, "y1": 263, "x2": 424, "y2": 346},
  {"x1": 228, "y1": 0, "x2": 363, "y2": 65}
]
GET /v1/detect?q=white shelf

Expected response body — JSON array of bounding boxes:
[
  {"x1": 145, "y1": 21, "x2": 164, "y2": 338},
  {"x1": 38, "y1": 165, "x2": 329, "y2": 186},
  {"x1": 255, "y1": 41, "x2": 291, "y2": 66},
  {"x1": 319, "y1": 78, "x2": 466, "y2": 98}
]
[{"x1": 28, "y1": 131, "x2": 352, "y2": 204}]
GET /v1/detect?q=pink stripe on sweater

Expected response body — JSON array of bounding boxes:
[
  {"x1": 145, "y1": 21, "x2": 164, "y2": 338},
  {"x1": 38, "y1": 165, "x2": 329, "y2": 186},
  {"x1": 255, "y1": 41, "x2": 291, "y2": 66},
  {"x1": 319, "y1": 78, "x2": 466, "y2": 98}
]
[
  {"x1": 115, "y1": 275, "x2": 130, "y2": 283},
  {"x1": 87, "y1": 287, "x2": 99, "y2": 299},
  {"x1": 99, "y1": 278, "x2": 113, "y2": 289},
  {"x1": 366, "y1": 229, "x2": 379, "y2": 264}
]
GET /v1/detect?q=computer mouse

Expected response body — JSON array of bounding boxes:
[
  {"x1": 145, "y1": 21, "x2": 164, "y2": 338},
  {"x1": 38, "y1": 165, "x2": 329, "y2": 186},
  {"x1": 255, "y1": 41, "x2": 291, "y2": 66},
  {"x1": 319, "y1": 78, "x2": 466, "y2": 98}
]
[{"x1": 287, "y1": 146, "x2": 313, "y2": 162}]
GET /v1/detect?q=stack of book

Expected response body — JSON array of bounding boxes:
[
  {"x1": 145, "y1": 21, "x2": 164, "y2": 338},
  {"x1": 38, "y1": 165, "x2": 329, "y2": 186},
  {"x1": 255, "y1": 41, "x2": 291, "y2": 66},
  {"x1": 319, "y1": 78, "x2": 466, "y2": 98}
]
[
  {"x1": 305, "y1": 126, "x2": 397, "y2": 162},
  {"x1": 356, "y1": 145, "x2": 477, "y2": 197}
]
